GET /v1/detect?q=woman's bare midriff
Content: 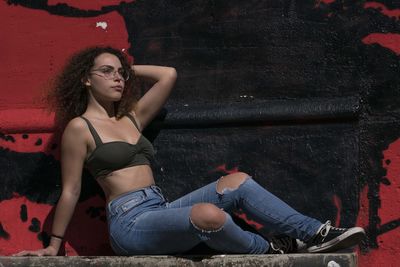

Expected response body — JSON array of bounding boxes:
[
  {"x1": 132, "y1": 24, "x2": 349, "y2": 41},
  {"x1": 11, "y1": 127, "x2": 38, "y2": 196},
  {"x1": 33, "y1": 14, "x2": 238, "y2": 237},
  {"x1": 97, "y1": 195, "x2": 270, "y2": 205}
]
[{"x1": 96, "y1": 165, "x2": 155, "y2": 203}]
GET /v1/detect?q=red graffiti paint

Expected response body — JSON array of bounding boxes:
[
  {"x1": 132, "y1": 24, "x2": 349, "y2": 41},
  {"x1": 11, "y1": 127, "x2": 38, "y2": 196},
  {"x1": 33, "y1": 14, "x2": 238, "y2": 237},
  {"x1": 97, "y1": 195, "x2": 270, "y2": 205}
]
[
  {"x1": 357, "y1": 138, "x2": 400, "y2": 267},
  {"x1": 381, "y1": 138, "x2": 400, "y2": 223},
  {"x1": 0, "y1": 195, "x2": 53, "y2": 255},
  {"x1": 0, "y1": 1, "x2": 130, "y2": 110},
  {"x1": 57, "y1": 195, "x2": 113, "y2": 256},
  {"x1": 362, "y1": 33, "x2": 400, "y2": 55},
  {"x1": 332, "y1": 194, "x2": 342, "y2": 227},
  {"x1": 0, "y1": 109, "x2": 55, "y2": 134},
  {"x1": 0, "y1": 194, "x2": 112, "y2": 256},
  {"x1": 234, "y1": 209, "x2": 264, "y2": 231},
  {"x1": 0, "y1": 133, "x2": 59, "y2": 159},
  {"x1": 214, "y1": 164, "x2": 239, "y2": 174},
  {"x1": 362, "y1": 3, "x2": 400, "y2": 56},
  {"x1": 364, "y1": 2, "x2": 400, "y2": 20}
]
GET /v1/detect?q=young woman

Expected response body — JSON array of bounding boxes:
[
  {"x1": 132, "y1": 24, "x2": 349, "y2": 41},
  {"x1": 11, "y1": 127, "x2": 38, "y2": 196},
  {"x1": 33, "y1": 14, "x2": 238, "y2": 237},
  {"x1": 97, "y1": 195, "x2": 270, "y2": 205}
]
[{"x1": 15, "y1": 46, "x2": 365, "y2": 256}]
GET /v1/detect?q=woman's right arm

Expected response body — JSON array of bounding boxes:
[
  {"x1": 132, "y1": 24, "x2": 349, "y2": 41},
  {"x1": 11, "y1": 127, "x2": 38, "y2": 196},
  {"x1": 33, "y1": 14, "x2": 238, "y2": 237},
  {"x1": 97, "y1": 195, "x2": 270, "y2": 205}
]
[{"x1": 14, "y1": 118, "x2": 88, "y2": 256}]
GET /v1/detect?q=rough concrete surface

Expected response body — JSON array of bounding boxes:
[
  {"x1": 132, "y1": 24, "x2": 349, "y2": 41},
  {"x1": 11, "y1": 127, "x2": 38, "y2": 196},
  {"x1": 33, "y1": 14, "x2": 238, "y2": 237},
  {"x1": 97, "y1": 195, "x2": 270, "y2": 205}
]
[{"x1": 0, "y1": 253, "x2": 357, "y2": 267}]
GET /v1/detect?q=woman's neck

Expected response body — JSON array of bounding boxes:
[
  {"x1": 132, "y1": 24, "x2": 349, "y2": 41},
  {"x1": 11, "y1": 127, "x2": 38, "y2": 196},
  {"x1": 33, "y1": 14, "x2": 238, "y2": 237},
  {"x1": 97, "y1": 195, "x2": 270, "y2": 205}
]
[{"x1": 86, "y1": 95, "x2": 116, "y2": 119}]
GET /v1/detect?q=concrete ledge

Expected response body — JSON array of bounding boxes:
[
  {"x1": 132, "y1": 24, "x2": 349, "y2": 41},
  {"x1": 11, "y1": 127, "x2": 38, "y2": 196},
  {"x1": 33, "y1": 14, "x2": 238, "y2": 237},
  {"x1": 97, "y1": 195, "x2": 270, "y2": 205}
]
[{"x1": 0, "y1": 253, "x2": 357, "y2": 267}]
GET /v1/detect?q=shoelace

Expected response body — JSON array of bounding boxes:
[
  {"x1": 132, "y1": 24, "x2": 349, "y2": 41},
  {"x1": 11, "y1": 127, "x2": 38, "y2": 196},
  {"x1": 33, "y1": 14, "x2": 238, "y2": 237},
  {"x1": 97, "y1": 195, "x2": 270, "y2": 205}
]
[
  {"x1": 319, "y1": 221, "x2": 331, "y2": 242},
  {"x1": 270, "y1": 237, "x2": 294, "y2": 254},
  {"x1": 269, "y1": 243, "x2": 284, "y2": 254},
  {"x1": 330, "y1": 225, "x2": 347, "y2": 231},
  {"x1": 319, "y1": 220, "x2": 347, "y2": 242}
]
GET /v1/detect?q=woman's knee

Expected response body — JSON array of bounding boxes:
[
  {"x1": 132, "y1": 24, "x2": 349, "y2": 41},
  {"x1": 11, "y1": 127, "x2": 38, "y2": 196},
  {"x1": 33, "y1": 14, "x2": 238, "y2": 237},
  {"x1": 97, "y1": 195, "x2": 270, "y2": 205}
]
[
  {"x1": 190, "y1": 203, "x2": 226, "y2": 231},
  {"x1": 216, "y1": 172, "x2": 250, "y2": 194}
]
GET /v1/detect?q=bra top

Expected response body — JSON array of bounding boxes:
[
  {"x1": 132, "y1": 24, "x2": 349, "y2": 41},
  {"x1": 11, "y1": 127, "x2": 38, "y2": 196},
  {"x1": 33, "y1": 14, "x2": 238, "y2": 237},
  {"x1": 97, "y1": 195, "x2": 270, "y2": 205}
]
[{"x1": 80, "y1": 114, "x2": 155, "y2": 178}]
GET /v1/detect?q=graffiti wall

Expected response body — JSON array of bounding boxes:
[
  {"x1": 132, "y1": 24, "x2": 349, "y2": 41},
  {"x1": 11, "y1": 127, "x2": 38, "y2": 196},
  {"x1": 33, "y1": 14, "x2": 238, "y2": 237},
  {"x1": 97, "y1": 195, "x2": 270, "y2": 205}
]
[{"x1": 0, "y1": 1, "x2": 399, "y2": 266}]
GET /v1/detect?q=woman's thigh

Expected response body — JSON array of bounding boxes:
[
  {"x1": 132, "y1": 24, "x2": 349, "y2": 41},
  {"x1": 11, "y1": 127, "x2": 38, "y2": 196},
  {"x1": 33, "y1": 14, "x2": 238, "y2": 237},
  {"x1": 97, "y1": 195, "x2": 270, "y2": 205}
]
[
  {"x1": 168, "y1": 180, "x2": 222, "y2": 209},
  {"x1": 168, "y1": 175, "x2": 251, "y2": 211},
  {"x1": 111, "y1": 206, "x2": 201, "y2": 255}
]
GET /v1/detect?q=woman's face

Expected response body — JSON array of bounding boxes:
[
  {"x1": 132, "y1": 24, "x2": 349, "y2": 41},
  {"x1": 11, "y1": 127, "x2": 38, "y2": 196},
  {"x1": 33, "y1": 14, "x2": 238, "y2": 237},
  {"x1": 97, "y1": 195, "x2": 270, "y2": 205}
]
[{"x1": 85, "y1": 52, "x2": 127, "y2": 102}]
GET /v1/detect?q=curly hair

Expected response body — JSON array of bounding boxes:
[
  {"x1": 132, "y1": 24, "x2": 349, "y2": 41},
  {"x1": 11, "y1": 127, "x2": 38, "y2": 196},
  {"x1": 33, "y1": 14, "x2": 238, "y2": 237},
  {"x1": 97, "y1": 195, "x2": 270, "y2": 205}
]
[{"x1": 47, "y1": 46, "x2": 137, "y2": 125}]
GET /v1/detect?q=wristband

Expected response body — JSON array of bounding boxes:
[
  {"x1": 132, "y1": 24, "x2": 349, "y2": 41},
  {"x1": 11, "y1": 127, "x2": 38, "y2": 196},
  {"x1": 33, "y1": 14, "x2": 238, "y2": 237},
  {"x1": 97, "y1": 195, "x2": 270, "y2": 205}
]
[{"x1": 51, "y1": 234, "x2": 64, "y2": 240}]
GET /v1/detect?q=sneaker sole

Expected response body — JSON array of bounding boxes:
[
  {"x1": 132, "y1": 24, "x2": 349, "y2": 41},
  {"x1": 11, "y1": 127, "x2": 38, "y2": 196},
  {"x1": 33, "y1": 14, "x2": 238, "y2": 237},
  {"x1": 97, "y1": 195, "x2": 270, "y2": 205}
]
[{"x1": 307, "y1": 227, "x2": 366, "y2": 253}]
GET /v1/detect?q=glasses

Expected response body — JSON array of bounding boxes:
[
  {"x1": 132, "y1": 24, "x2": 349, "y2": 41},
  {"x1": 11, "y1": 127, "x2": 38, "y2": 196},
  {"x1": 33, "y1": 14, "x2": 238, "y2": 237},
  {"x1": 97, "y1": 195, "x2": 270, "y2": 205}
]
[{"x1": 90, "y1": 66, "x2": 130, "y2": 81}]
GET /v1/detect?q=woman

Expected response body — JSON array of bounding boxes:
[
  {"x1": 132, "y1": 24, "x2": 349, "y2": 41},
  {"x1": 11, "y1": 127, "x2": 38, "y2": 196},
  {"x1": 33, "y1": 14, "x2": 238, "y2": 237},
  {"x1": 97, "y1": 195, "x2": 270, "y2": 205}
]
[{"x1": 15, "y1": 46, "x2": 365, "y2": 256}]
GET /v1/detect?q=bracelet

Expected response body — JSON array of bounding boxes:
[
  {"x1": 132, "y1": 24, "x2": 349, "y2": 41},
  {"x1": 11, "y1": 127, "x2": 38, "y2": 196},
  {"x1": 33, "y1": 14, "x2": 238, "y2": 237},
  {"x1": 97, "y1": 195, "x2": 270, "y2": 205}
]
[{"x1": 51, "y1": 234, "x2": 64, "y2": 240}]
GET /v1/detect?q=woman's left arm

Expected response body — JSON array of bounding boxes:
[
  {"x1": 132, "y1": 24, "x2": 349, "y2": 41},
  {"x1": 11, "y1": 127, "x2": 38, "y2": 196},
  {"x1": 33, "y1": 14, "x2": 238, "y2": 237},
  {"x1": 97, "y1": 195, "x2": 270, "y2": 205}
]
[{"x1": 132, "y1": 65, "x2": 177, "y2": 130}]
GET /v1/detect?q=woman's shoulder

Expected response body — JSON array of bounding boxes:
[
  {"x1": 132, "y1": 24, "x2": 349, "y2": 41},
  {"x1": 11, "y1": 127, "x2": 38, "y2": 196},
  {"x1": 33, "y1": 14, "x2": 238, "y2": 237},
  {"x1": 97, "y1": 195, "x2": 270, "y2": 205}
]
[
  {"x1": 63, "y1": 117, "x2": 89, "y2": 137},
  {"x1": 61, "y1": 117, "x2": 90, "y2": 157}
]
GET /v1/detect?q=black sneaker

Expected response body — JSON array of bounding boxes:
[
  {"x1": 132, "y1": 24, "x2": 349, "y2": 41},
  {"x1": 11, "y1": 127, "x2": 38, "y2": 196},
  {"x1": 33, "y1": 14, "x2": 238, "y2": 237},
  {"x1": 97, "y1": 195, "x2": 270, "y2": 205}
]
[
  {"x1": 306, "y1": 220, "x2": 366, "y2": 253},
  {"x1": 268, "y1": 235, "x2": 298, "y2": 254}
]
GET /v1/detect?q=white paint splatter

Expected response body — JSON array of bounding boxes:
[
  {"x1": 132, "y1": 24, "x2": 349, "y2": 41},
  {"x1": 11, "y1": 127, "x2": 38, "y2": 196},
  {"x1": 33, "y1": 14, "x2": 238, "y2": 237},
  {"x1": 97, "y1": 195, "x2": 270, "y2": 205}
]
[
  {"x1": 240, "y1": 95, "x2": 254, "y2": 98},
  {"x1": 327, "y1": 260, "x2": 341, "y2": 267},
  {"x1": 96, "y1": 22, "x2": 108, "y2": 30}
]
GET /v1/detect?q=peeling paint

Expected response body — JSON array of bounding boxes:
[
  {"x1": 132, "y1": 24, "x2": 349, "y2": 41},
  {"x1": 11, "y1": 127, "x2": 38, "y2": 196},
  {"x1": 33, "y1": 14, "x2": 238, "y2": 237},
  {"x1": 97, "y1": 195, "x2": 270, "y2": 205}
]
[
  {"x1": 362, "y1": 33, "x2": 400, "y2": 55},
  {"x1": 364, "y1": 2, "x2": 400, "y2": 20},
  {"x1": 95, "y1": 22, "x2": 108, "y2": 30}
]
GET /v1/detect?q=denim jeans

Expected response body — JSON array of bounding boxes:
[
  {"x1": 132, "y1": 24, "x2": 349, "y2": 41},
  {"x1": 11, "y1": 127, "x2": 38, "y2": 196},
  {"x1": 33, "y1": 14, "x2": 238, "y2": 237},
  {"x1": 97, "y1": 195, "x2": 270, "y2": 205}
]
[{"x1": 106, "y1": 176, "x2": 322, "y2": 255}]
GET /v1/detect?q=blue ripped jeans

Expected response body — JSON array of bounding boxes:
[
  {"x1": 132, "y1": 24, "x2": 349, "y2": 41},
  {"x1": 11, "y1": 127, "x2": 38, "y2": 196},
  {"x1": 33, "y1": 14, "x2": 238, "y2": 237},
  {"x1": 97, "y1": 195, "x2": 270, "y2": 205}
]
[{"x1": 106, "y1": 176, "x2": 322, "y2": 255}]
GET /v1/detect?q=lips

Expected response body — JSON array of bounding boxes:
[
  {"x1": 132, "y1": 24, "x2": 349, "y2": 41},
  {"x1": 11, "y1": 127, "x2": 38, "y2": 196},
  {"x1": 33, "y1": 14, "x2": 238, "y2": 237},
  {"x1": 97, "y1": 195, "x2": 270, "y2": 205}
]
[{"x1": 111, "y1": 85, "x2": 124, "y2": 92}]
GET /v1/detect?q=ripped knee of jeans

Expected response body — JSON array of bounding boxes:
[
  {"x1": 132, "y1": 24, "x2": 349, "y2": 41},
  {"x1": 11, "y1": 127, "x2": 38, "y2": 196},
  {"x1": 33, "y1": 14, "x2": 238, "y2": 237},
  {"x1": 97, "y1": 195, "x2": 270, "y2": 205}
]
[
  {"x1": 189, "y1": 216, "x2": 225, "y2": 234},
  {"x1": 216, "y1": 173, "x2": 251, "y2": 195},
  {"x1": 189, "y1": 203, "x2": 226, "y2": 234}
]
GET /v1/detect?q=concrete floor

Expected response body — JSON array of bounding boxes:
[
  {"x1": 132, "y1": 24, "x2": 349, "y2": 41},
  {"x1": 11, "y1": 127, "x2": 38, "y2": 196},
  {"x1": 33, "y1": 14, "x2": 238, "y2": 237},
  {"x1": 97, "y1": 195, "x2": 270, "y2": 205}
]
[{"x1": 0, "y1": 253, "x2": 357, "y2": 267}]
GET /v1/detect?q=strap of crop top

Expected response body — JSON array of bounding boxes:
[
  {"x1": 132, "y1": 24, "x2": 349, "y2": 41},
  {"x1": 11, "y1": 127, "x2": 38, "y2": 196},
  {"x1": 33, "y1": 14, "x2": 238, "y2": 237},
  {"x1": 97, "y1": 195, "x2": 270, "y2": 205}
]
[
  {"x1": 80, "y1": 116, "x2": 103, "y2": 146},
  {"x1": 126, "y1": 113, "x2": 141, "y2": 132}
]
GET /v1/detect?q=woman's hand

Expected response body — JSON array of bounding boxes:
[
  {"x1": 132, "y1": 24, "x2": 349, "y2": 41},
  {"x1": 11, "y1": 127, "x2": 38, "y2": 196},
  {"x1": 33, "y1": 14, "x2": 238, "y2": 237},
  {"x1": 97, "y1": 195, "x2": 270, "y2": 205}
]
[{"x1": 13, "y1": 246, "x2": 58, "y2": 256}]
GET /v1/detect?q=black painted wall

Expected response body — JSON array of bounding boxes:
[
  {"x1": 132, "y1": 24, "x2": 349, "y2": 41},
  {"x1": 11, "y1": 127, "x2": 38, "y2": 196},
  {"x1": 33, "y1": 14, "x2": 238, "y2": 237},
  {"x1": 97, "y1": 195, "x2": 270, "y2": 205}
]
[{"x1": 1, "y1": 0, "x2": 400, "y2": 264}]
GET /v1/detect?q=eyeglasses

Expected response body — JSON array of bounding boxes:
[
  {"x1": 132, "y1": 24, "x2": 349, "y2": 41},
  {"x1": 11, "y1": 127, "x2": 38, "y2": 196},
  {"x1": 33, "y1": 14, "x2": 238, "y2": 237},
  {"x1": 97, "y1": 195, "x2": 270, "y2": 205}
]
[{"x1": 90, "y1": 66, "x2": 130, "y2": 81}]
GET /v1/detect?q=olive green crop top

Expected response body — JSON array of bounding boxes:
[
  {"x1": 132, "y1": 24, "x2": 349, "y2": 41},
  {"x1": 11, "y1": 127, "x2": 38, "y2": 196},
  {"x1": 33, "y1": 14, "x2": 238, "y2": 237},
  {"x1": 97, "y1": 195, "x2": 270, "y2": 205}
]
[{"x1": 80, "y1": 114, "x2": 155, "y2": 178}]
